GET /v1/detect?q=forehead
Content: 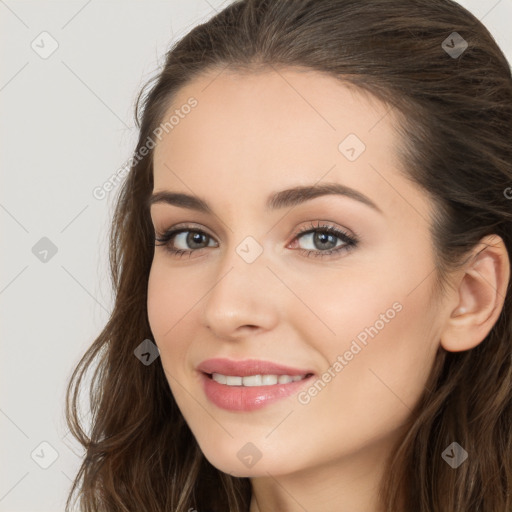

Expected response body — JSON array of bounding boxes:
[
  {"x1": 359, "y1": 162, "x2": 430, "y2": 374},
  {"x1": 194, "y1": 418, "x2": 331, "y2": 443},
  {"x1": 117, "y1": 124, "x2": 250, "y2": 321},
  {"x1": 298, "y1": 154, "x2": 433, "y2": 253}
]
[
  {"x1": 154, "y1": 66, "x2": 397, "y2": 165},
  {"x1": 151, "y1": 67, "x2": 429, "y2": 222}
]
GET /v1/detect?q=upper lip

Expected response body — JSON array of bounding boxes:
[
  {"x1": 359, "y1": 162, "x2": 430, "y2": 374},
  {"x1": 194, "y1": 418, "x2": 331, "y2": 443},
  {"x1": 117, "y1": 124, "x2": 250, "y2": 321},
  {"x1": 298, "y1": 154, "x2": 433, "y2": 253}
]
[{"x1": 197, "y1": 358, "x2": 315, "y2": 377}]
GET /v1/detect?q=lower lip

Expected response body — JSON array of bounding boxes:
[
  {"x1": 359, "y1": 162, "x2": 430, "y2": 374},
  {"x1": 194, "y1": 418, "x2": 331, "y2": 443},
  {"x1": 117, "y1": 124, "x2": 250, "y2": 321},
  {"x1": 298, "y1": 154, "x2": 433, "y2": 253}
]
[{"x1": 199, "y1": 372, "x2": 315, "y2": 412}]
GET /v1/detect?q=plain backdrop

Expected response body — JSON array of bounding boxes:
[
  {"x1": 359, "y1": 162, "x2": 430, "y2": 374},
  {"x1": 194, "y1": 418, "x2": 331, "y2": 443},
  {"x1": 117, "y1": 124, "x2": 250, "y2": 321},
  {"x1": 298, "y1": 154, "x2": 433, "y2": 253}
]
[{"x1": 1, "y1": 1, "x2": 511, "y2": 510}]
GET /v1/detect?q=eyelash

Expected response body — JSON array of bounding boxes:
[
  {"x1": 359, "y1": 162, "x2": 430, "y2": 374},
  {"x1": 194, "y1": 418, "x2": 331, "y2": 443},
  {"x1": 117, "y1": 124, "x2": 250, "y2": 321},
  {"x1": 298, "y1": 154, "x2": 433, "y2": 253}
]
[{"x1": 154, "y1": 221, "x2": 359, "y2": 260}]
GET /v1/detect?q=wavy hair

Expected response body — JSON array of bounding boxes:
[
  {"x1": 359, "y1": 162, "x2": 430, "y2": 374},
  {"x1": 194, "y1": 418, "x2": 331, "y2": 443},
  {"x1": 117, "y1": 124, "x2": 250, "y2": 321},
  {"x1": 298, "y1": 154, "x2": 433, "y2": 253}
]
[{"x1": 65, "y1": 0, "x2": 512, "y2": 510}]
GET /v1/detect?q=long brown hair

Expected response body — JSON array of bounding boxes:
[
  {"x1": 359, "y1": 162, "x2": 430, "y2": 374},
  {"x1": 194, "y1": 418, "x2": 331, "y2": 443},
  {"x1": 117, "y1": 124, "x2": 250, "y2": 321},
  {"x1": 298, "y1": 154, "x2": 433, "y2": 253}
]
[{"x1": 65, "y1": 0, "x2": 512, "y2": 510}]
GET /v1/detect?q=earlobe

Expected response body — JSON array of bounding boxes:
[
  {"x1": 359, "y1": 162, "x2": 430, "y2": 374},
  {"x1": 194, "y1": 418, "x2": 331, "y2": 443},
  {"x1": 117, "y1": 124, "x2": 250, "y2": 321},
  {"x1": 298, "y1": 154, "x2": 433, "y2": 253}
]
[{"x1": 440, "y1": 235, "x2": 510, "y2": 353}]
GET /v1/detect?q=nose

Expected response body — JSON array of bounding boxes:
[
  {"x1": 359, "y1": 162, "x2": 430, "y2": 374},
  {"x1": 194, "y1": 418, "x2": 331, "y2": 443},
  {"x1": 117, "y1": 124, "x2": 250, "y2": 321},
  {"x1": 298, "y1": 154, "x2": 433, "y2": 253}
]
[{"x1": 200, "y1": 241, "x2": 280, "y2": 340}]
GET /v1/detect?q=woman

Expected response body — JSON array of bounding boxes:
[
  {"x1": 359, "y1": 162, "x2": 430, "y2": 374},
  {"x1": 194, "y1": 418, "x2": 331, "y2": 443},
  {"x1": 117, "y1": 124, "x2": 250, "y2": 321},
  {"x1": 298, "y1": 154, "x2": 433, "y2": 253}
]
[{"x1": 65, "y1": 0, "x2": 512, "y2": 510}]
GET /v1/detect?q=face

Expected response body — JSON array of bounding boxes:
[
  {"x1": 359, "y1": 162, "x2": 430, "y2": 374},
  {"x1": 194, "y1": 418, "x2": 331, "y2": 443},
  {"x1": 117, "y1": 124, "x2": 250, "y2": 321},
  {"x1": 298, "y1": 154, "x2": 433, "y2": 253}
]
[{"x1": 147, "y1": 67, "x2": 444, "y2": 479}]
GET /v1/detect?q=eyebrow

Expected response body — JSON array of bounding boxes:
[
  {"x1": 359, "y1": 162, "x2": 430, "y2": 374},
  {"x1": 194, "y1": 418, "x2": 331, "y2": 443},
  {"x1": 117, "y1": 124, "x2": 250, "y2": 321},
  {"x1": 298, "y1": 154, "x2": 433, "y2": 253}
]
[{"x1": 149, "y1": 182, "x2": 382, "y2": 214}]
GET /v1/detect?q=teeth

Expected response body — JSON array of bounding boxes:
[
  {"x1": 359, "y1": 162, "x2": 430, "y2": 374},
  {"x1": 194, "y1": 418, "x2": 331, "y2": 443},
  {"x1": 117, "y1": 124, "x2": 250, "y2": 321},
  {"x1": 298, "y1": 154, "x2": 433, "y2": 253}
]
[
  {"x1": 262, "y1": 374, "x2": 277, "y2": 385},
  {"x1": 211, "y1": 373, "x2": 307, "y2": 386},
  {"x1": 243, "y1": 374, "x2": 262, "y2": 386}
]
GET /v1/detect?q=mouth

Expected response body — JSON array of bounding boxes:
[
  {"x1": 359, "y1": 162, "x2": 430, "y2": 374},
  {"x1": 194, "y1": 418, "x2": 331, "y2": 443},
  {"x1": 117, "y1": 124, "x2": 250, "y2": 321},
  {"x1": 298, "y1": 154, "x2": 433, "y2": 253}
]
[
  {"x1": 196, "y1": 358, "x2": 316, "y2": 412},
  {"x1": 205, "y1": 372, "x2": 314, "y2": 386}
]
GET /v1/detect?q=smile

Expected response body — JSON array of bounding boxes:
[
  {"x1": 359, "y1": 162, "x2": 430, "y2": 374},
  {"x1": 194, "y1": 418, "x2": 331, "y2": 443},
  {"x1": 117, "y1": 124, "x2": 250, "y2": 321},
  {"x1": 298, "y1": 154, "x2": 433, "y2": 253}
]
[
  {"x1": 210, "y1": 373, "x2": 309, "y2": 386},
  {"x1": 196, "y1": 358, "x2": 316, "y2": 411}
]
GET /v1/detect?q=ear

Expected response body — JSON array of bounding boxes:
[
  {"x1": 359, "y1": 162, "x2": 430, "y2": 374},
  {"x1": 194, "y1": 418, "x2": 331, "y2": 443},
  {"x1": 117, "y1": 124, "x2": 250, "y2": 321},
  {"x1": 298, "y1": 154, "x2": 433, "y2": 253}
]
[{"x1": 440, "y1": 234, "x2": 510, "y2": 352}]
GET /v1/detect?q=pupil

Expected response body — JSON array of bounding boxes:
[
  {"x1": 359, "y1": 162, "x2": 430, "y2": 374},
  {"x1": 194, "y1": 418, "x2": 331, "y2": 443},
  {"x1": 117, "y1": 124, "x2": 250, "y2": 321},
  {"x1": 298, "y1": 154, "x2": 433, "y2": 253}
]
[
  {"x1": 188, "y1": 232, "x2": 206, "y2": 248},
  {"x1": 315, "y1": 232, "x2": 336, "y2": 250}
]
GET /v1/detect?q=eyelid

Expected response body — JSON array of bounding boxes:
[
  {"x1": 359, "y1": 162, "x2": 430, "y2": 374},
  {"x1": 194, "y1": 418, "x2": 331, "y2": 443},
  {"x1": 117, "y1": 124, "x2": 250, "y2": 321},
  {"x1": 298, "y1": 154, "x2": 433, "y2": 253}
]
[
  {"x1": 154, "y1": 221, "x2": 215, "y2": 239},
  {"x1": 291, "y1": 220, "x2": 358, "y2": 242},
  {"x1": 154, "y1": 220, "x2": 357, "y2": 241}
]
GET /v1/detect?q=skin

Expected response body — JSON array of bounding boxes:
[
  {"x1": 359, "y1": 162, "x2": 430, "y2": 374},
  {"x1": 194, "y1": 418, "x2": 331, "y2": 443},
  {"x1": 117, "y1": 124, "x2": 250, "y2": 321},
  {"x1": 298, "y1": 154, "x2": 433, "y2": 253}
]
[{"x1": 147, "y1": 67, "x2": 510, "y2": 512}]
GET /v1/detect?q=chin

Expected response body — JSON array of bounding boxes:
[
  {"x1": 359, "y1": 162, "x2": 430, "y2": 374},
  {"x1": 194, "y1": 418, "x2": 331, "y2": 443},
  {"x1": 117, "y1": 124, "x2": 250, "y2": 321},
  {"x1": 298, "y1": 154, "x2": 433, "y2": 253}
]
[{"x1": 198, "y1": 441, "x2": 299, "y2": 478}]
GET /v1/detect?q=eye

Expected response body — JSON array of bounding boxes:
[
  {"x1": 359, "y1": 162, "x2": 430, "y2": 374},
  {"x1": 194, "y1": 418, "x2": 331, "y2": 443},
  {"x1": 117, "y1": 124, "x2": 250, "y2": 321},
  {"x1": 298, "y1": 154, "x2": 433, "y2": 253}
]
[
  {"x1": 290, "y1": 221, "x2": 358, "y2": 259},
  {"x1": 154, "y1": 225, "x2": 217, "y2": 258},
  {"x1": 154, "y1": 221, "x2": 359, "y2": 259}
]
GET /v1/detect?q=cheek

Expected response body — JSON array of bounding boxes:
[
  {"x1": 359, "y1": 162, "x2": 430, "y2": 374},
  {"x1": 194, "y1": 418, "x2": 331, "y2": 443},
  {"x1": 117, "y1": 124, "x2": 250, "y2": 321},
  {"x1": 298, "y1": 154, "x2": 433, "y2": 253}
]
[
  {"x1": 147, "y1": 263, "x2": 199, "y2": 411},
  {"x1": 147, "y1": 260, "x2": 200, "y2": 338},
  {"x1": 147, "y1": 263, "x2": 170, "y2": 339},
  {"x1": 147, "y1": 262, "x2": 194, "y2": 361},
  {"x1": 299, "y1": 252, "x2": 440, "y2": 406},
  {"x1": 308, "y1": 271, "x2": 439, "y2": 427}
]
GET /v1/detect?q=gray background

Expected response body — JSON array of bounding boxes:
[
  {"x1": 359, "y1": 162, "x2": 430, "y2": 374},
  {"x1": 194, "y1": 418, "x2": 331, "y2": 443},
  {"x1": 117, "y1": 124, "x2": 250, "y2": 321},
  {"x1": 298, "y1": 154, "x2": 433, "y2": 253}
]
[{"x1": 1, "y1": 1, "x2": 511, "y2": 510}]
